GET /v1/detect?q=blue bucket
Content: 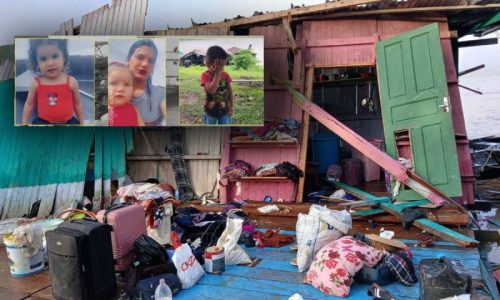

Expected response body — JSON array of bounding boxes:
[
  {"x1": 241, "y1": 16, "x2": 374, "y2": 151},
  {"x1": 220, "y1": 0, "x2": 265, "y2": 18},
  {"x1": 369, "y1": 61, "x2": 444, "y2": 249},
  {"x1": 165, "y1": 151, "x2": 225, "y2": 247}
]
[{"x1": 312, "y1": 134, "x2": 340, "y2": 173}]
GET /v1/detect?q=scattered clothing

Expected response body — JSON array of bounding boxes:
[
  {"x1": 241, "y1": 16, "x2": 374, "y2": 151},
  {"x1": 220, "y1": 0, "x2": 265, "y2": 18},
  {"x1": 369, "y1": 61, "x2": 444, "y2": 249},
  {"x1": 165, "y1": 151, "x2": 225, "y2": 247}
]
[
  {"x1": 401, "y1": 207, "x2": 427, "y2": 230},
  {"x1": 384, "y1": 251, "x2": 418, "y2": 286},
  {"x1": 253, "y1": 229, "x2": 294, "y2": 248}
]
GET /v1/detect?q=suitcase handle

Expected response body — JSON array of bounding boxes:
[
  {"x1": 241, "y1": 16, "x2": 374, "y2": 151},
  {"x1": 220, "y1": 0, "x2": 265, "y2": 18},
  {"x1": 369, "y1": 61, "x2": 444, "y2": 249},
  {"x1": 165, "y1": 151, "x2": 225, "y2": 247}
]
[
  {"x1": 57, "y1": 209, "x2": 97, "y2": 221},
  {"x1": 102, "y1": 203, "x2": 130, "y2": 223}
]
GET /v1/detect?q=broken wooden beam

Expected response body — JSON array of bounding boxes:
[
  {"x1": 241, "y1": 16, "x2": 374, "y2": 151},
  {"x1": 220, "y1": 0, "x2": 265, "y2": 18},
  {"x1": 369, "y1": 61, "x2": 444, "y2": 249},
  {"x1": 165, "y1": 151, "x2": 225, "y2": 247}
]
[
  {"x1": 458, "y1": 64, "x2": 485, "y2": 77},
  {"x1": 458, "y1": 38, "x2": 498, "y2": 48},
  {"x1": 458, "y1": 84, "x2": 483, "y2": 95},
  {"x1": 281, "y1": 17, "x2": 298, "y2": 54},
  {"x1": 381, "y1": 202, "x2": 479, "y2": 247},
  {"x1": 273, "y1": 76, "x2": 467, "y2": 213}
]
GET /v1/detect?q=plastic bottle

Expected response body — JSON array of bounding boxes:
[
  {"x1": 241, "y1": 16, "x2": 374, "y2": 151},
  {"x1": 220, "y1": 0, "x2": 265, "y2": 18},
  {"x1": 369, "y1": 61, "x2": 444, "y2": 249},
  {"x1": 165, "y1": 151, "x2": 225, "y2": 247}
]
[{"x1": 154, "y1": 278, "x2": 172, "y2": 300}]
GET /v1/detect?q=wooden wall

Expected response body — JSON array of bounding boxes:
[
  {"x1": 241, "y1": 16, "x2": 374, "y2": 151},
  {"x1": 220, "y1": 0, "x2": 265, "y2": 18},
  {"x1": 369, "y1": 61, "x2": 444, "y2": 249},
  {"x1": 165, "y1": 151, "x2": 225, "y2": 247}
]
[{"x1": 127, "y1": 128, "x2": 223, "y2": 197}]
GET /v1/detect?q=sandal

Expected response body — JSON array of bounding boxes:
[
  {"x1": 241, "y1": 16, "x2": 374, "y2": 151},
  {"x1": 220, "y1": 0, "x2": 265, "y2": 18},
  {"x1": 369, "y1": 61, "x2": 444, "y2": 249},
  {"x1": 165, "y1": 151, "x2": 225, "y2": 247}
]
[{"x1": 290, "y1": 258, "x2": 297, "y2": 266}]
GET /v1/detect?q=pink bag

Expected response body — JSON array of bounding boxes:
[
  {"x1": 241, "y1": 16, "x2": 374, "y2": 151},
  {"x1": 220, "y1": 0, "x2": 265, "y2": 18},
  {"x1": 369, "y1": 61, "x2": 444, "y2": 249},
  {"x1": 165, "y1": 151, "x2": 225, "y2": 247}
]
[{"x1": 97, "y1": 204, "x2": 146, "y2": 272}]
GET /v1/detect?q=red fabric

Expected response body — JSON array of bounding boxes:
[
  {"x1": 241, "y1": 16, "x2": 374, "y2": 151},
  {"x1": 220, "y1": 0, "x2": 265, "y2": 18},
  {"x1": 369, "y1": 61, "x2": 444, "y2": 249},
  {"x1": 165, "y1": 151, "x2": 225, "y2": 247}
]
[
  {"x1": 109, "y1": 103, "x2": 139, "y2": 126},
  {"x1": 200, "y1": 70, "x2": 232, "y2": 86},
  {"x1": 35, "y1": 76, "x2": 74, "y2": 122}
]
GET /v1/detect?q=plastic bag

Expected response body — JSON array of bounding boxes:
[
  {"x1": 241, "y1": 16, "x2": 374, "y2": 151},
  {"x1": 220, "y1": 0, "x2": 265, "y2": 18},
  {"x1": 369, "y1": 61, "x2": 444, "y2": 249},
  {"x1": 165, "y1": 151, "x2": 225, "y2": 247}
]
[
  {"x1": 171, "y1": 243, "x2": 205, "y2": 289},
  {"x1": 216, "y1": 218, "x2": 252, "y2": 265},
  {"x1": 296, "y1": 205, "x2": 352, "y2": 272},
  {"x1": 147, "y1": 203, "x2": 173, "y2": 245}
]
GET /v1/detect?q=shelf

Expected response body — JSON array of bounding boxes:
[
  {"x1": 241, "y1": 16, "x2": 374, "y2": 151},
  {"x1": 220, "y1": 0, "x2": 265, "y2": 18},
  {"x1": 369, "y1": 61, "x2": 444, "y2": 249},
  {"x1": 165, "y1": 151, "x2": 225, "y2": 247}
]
[
  {"x1": 237, "y1": 176, "x2": 290, "y2": 182},
  {"x1": 229, "y1": 140, "x2": 298, "y2": 148},
  {"x1": 314, "y1": 77, "x2": 377, "y2": 87}
]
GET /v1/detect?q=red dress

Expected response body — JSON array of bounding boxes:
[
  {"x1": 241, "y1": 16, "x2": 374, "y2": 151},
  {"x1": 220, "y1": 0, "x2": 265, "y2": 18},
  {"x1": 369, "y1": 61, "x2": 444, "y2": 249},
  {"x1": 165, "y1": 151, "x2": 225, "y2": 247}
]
[
  {"x1": 35, "y1": 76, "x2": 74, "y2": 122},
  {"x1": 108, "y1": 103, "x2": 139, "y2": 126}
]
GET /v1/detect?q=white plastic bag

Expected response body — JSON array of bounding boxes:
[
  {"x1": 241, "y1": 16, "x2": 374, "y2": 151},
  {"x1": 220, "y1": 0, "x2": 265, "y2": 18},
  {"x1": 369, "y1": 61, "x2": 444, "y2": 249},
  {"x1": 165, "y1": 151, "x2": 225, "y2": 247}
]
[
  {"x1": 216, "y1": 218, "x2": 252, "y2": 265},
  {"x1": 296, "y1": 206, "x2": 352, "y2": 272},
  {"x1": 172, "y1": 243, "x2": 205, "y2": 289},
  {"x1": 296, "y1": 213, "x2": 320, "y2": 273},
  {"x1": 147, "y1": 203, "x2": 173, "y2": 245}
]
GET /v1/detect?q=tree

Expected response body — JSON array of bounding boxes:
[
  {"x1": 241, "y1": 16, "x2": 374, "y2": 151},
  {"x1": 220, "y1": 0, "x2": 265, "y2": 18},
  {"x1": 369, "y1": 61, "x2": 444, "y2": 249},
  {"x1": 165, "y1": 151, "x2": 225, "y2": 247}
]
[{"x1": 231, "y1": 49, "x2": 257, "y2": 70}]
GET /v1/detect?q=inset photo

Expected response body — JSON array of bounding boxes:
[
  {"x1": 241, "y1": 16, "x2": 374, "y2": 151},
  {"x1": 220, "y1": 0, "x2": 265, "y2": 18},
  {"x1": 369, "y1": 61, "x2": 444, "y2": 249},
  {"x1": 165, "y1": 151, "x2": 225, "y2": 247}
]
[
  {"x1": 107, "y1": 38, "x2": 166, "y2": 126},
  {"x1": 15, "y1": 38, "x2": 95, "y2": 126},
  {"x1": 179, "y1": 37, "x2": 264, "y2": 126}
]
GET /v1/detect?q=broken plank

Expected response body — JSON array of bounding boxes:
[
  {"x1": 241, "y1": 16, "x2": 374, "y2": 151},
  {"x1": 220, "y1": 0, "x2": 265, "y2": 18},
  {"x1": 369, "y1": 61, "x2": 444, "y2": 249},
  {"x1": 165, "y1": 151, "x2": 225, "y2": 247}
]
[
  {"x1": 273, "y1": 76, "x2": 466, "y2": 210},
  {"x1": 281, "y1": 17, "x2": 297, "y2": 54},
  {"x1": 352, "y1": 208, "x2": 385, "y2": 216},
  {"x1": 381, "y1": 200, "x2": 432, "y2": 213},
  {"x1": 381, "y1": 202, "x2": 478, "y2": 247},
  {"x1": 338, "y1": 197, "x2": 391, "y2": 208},
  {"x1": 327, "y1": 179, "x2": 381, "y2": 200}
]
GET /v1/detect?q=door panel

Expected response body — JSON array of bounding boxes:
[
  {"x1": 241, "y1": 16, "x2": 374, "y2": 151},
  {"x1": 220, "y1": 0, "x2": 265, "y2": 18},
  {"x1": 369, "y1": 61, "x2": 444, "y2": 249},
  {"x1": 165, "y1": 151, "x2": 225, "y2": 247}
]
[{"x1": 377, "y1": 23, "x2": 461, "y2": 200}]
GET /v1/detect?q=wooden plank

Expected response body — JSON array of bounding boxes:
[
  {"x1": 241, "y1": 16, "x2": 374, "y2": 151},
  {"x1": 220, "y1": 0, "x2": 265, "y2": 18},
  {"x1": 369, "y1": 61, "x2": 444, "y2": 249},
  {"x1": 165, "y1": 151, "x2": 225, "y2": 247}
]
[
  {"x1": 381, "y1": 203, "x2": 479, "y2": 247},
  {"x1": 197, "y1": 0, "x2": 382, "y2": 29},
  {"x1": 459, "y1": 38, "x2": 498, "y2": 48},
  {"x1": 296, "y1": 68, "x2": 313, "y2": 203},
  {"x1": 458, "y1": 64, "x2": 485, "y2": 77},
  {"x1": 281, "y1": 18, "x2": 297, "y2": 53},
  {"x1": 126, "y1": 154, "x2": 221, "y2": 160},
  {"x1": 300, "y1": 4, "x2": 500, "y2": 21}
]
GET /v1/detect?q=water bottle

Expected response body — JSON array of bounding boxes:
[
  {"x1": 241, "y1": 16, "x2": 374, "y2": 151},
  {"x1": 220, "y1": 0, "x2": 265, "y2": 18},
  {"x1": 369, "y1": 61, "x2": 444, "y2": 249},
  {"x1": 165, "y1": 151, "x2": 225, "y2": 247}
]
[{"x1": 154, "y1": 278, "x2": 172, "y2": 300}]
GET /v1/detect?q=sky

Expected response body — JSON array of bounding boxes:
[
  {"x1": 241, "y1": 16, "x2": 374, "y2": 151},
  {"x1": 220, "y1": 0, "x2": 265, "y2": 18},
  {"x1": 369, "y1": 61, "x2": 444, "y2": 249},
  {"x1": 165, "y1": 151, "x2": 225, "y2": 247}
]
[{"x1": 1, "y1": 0, "x2": 499, "y2": 137}]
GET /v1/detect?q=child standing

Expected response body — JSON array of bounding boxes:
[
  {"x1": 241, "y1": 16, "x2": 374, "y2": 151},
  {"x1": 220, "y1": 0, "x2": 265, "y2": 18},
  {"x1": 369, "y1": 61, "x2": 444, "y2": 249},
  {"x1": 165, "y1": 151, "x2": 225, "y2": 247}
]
[
  {"x1": 22, "y1": 39, "x2": 85, "y2": 125},
  {"x1": 107, "y1": 62, "x2": 144, "y2": 126},
  {"x1": 200, "y1": 46, "x2": 234, "y2": 125}
]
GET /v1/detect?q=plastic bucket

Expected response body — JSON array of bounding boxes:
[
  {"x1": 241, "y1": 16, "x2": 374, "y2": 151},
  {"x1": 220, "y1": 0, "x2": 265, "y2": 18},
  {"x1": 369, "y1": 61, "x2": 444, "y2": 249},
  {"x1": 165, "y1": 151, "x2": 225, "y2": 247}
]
[
  {"x1": 341, "y1": 159, "x2": 363, "y2": 186},
  {"x1": 312, "y1": 134, "x2": 340, "y2": 173},
  {"x1": 353, "y1": 139, "x2": 383, "y2": 182},
  {"x1": 3, "y1": 234, "x2": 44, "y2": 277},
  {"x1": 204, "y1": 246, "x2": 225, "y2": 274}
]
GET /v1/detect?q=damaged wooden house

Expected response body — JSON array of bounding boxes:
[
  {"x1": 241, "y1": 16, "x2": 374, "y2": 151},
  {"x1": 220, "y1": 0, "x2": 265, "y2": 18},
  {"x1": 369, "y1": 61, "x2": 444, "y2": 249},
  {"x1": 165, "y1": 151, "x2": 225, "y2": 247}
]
[{"x1": 0, "y1": 0, "x2": 499, "y2": 299}]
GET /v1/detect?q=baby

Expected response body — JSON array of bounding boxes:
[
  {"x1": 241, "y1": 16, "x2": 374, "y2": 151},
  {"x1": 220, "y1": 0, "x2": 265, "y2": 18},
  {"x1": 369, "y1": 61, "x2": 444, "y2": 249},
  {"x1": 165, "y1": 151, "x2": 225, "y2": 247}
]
[{"x1": 108, "y1": 62, "x2": 144, "y2": 126}]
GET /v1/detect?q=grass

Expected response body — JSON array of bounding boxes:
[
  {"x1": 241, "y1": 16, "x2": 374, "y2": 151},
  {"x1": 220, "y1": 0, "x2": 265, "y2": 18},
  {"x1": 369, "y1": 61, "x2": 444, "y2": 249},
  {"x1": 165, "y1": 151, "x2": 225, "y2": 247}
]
[{"x1": 179, "y1": 65, "x2": 264, "y2": 125}]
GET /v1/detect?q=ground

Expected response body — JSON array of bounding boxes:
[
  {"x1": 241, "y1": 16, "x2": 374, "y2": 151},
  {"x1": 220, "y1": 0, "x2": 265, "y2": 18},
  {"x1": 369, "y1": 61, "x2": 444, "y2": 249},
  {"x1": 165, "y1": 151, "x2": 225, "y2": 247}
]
[
  {"x1": 0, "y1": 235, "x2": 483, "y2": 300},
  {"x1": 178, "y1": 65, "x2": 264, "y2": 125}
]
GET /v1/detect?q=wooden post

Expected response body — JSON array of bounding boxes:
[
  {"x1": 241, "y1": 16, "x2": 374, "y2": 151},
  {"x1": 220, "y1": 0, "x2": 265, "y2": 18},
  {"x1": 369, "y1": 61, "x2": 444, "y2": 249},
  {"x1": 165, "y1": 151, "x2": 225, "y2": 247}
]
[
  {"x1": 296, "y1": 67, "x2": 313, "y2": 202},
  {"x1": 281, "y1": 17, "x2": 298, "y2": 55}
]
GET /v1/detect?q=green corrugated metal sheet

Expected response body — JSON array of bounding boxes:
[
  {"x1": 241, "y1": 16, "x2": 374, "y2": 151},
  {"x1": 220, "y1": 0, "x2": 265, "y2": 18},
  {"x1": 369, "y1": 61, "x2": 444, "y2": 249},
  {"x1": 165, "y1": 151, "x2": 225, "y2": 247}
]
[
  {"x1": 0, "y1": 79, "x2": 133, "y2": 218},
  {"x1": 0, "y1": 80, "x2": 94, "y2": 187}
]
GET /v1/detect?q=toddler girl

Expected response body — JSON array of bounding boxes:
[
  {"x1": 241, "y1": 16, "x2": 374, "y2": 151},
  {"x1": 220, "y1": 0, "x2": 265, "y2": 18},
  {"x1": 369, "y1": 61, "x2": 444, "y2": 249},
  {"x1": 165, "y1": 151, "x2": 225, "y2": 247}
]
[{"x1": 22, "y1": 39, "x2": 84, "y2": 125}]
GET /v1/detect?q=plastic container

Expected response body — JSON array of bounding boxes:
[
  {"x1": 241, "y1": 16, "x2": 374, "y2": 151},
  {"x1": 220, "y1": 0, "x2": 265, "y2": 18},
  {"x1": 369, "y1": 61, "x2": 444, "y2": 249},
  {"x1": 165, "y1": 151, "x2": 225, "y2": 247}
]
[
  {"x1": 312, "y1": 133, "x2": 340, "y2": 173},
  {"x1": 352, "y1": 139, "x2": 383, "y2": 182},
  {"x1": 3, "y1": 234, "x2": 44, "y2": 277},
  {"x1": 204, "y1": 246, "x2": 225, "y2": 274},
  {"x1": 154, "y1": 278, "x2": 173, "y2": 300},
  {"x1": 341, "y1": 159, "x2": 363, "y2": 186}
]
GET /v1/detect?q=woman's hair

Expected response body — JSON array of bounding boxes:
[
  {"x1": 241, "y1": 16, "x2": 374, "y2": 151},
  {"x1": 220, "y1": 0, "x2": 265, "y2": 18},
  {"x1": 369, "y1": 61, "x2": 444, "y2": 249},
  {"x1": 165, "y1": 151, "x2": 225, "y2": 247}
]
[
  {"x1": 126, "y1": 39, "x2": 158, "y2": 95},
  {"x1": 28, "y1": 39, "x2": 69, "y2": 74},
  {"x1": 205, "y1": 46, "x2": 228, "y2": 63}
]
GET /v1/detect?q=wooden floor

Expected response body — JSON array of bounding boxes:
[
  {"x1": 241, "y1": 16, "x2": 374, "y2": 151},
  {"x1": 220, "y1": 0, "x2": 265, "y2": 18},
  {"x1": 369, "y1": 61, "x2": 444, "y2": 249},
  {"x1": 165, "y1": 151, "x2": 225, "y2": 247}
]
[{"x1": 0, "y1": 234, "x2": 482, "y2": 300}]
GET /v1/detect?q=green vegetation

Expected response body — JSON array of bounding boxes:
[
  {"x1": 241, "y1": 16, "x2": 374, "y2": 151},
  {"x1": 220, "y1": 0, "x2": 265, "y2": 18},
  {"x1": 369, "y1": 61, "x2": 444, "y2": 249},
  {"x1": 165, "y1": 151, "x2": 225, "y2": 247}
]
[
  {"x1": 231, "y1": 49, "x2": 258, "y2": 70},
  {"x1": 179, "y1": 65, "x2": 264, "y2": 125}
]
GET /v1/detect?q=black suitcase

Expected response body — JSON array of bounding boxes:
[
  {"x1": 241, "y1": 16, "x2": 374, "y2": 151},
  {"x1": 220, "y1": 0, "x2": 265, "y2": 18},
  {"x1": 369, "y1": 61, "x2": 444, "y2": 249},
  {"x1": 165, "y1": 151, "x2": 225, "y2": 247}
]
[{"x1": 46, "y1": 219, "x2": 117, "y2": 300}]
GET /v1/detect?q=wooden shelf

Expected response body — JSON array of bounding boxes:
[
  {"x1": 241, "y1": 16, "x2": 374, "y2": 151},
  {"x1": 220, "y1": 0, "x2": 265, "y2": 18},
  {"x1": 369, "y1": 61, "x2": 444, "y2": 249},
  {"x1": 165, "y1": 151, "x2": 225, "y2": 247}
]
[
  {"x1": 237, "y1": 176, "x2": 290, "y2": 182},
  {"x1": 314, "y1": 77, "x2": 377, "y2": 87},
  {"x1": 229, "y1": 140, "x2": 298, "y2": 148}
]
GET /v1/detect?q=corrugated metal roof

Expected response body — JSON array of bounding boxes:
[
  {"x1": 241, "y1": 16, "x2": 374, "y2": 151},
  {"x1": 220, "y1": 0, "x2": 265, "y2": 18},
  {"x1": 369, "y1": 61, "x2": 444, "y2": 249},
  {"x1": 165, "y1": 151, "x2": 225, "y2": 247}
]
[{"x1": 54, "y1": 0, "x2": 148, "y2": 36}]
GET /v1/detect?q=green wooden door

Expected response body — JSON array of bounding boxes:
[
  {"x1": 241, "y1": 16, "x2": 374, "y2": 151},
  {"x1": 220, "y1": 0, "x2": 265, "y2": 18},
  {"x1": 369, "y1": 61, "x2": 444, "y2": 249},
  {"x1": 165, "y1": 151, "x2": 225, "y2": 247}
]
[{"x1": 376, "y1": 23, "x2": 462, "y2": 200}]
